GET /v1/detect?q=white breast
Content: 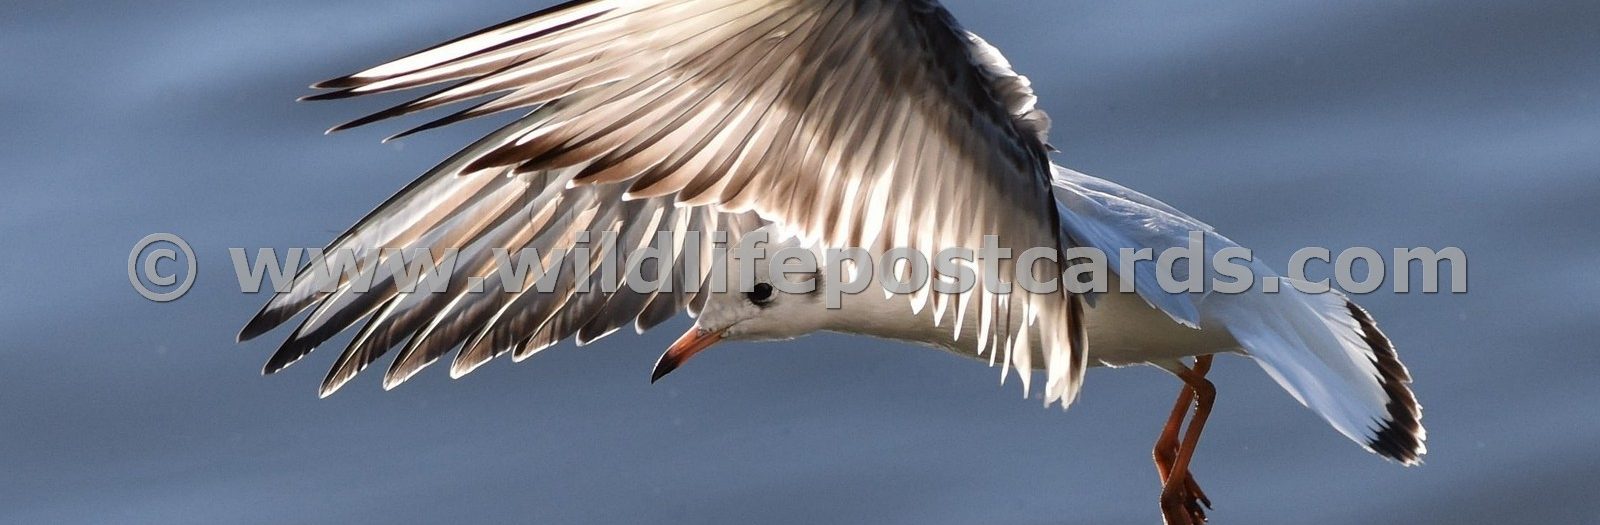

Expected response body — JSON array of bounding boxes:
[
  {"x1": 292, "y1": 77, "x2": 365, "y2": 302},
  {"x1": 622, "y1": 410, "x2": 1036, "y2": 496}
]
[{"x1": 824, "y1": 274, "x2": 1240, "y2": 368}]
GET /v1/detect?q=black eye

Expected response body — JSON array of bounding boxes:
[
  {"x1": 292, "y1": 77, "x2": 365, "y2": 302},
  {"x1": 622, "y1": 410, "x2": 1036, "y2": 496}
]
[{"x1": 746, "y1": 282, "x2": 776, "y2": 305}]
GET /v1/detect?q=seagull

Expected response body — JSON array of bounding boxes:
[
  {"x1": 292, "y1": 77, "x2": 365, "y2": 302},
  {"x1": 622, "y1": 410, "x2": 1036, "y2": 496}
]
[{"x1": 241, "y1": 1, "x2": 1425, "y2": 523}]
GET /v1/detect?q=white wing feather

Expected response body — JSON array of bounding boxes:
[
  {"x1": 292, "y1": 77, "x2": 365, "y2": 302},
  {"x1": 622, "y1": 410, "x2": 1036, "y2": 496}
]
[
  {"x1": 1051, "y1": 165, "x2": 1424, "y2": 463},
  {"x1": 245, "y1": 0, "x2": 1088, "y2": 405}
]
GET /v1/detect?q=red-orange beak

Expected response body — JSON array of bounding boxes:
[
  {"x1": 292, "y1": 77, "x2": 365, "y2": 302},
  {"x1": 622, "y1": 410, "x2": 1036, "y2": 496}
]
[{"x1": 651, "y1": 326, "x2": 725, "y2": 383}]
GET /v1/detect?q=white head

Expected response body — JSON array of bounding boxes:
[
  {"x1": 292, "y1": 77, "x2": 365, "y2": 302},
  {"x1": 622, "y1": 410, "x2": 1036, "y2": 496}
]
[{"x1": 650, "y1": 238, "x2": 841, "y2": 382}]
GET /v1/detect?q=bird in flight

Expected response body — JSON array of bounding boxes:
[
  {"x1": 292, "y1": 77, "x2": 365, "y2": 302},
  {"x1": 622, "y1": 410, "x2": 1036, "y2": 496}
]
[{"x1": 241, "y1": 1, "x2": 1425, "y2": 523}]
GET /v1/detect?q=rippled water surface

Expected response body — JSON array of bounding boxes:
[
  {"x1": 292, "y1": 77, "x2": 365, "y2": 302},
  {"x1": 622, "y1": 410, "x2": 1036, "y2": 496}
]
[{"x1": 3, "y1": 1, "x2": 1597, "y2": 523}]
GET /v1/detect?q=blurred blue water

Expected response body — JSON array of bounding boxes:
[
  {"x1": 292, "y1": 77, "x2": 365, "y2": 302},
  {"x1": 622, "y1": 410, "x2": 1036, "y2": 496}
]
[{"x1": 2, "y1": 1, "x2": 1597, "y2": 523}]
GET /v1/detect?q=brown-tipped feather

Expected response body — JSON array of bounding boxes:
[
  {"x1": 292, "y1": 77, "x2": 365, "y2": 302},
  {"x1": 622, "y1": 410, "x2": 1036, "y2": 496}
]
[
  {"x1": 1347, "y1": 301, "x2": 1426, "y2": 465},
  {"x1": 257, "y1": 0, "x2": 1081, "y2": 403}
]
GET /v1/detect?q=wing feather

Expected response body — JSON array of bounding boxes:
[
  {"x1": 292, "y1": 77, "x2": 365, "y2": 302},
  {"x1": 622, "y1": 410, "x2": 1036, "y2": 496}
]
[{"x1": 249, "y1": 0, "x2": 1085, "y2": 405}]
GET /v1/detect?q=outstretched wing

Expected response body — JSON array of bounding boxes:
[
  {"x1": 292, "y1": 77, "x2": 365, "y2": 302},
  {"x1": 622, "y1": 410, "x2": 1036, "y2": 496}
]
[
  {"x1": 1051, "y1": 166, "x2": 1424, "y2": 463},
  {"x1": 245, "y1": 0, "x2": 1087, "y2": 404},
  {"x1": 246, "y1": 103, "x2": 769, "y2": 397}
]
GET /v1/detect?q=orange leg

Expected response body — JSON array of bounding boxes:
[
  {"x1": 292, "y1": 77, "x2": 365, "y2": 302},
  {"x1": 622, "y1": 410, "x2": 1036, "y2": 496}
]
[
  {"x1": 1157, "y1": 356, "x2": 1215, "y2": 525},
  {"x1": 1152, "y1": 382, "x2": 1194, "y2": 482},
  {"x1": 1154, "y1": 356, "x2": 1213, "y2": 484}
]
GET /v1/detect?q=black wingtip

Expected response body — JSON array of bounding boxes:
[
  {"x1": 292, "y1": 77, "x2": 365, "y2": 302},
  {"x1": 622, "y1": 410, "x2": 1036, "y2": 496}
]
[
  {"x1": 381, "y1": 116, "x2": 453, "y2": 142},
  {"x1": 238, "y1": 309, "x2": 283, "y2": 343},
  {"x1": 324, "y1": 116, "x2": 376, "y2": 135},
  {"x1": 325, "y1": 97, "x2": 432, "y2": 135},
  {"x1": 237, "y1": 324, "x2": 263, "y2": 344},
  {"x1": 300, "y1": 89, "x2": 362, "y2": 102},
  {"x1": 1348, "y1": 301, "x2": 1426, "y2": 465},
  {"x1": 1368, "y1": 421, "x2": 1426, "y2": 466},
  {"x1": 310, "y1": 76, "x2": 365, "y2": 90},
  {"x1": 262, "y1": 335, "x2": 316, "y2": 376}
]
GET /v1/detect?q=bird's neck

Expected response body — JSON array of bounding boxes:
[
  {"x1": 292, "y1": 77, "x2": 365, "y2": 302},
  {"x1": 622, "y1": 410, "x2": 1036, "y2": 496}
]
[{"x1": 824, "y1": 287, "x2": 994, "y2": 356}]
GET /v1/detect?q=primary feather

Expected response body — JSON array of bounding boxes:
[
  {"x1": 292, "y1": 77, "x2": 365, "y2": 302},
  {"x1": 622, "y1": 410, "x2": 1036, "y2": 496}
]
[
  {"x1": 1052, "y1": 166, "x2": 1424, "y2": 463},
  {"x1": 243, "y1": 0, "x2": 1423, "y2": 464},
  {"x1": 245, "y1": 0, "x2": 1088, "y2": 404}
]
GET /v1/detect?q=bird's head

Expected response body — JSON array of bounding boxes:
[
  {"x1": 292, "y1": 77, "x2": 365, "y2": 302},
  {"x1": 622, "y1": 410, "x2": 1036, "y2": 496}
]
[{"x1": 649, "y1": 238, "x2": 837, "y2": 382}]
